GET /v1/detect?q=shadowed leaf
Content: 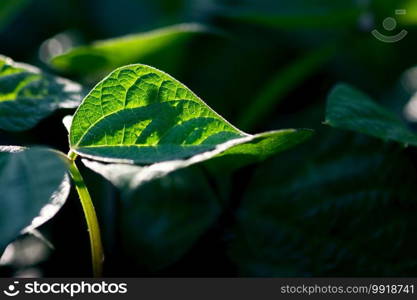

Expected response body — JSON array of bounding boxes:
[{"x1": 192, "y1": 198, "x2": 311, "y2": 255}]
[
  {"x1": 0, "y1": 147, "x2": 70, "y2": 252},
  {"x1": 0, "y1": 55, "x2": 83, "y2": 131},
  {"x1": 325, "y1": 84, "x2": 417, "y2": 146},
  {"x1": 120, "y1": 167, "x2": 221, "y2": 270},
  {"x1": 230, "y1": 131, "x2": 417, "y2": 276}
]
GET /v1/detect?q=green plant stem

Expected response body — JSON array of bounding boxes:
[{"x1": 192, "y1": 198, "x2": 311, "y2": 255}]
[{"x1": 67, "y1": 155, "x2": 104, "y2": 277}]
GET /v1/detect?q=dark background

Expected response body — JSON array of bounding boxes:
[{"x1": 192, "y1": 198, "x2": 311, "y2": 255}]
[{"x1": 1, "y1": 0, "x2": 417, "y2": 277}]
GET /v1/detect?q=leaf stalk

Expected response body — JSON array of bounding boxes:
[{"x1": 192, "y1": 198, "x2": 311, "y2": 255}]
[{"x1": 68, "y1": 158, "x2": 104, "y2": 277}]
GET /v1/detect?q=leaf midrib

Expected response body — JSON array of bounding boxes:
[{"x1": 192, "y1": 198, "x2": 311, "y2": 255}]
[
  {"x1": 75, "y1": 142, "x2": 235, "y2": 149},
  {"x1": 72, "y1": 100, "x2": 244, "y2": 148}
]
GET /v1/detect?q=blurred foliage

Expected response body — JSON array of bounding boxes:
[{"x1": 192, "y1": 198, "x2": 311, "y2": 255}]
[
  {"x1": 218, "y1": 0, "x2": 362, "y2": 29},
  {"x1": 50, "y1": 23, "x2": 212, "y2": 82},
  {"x1": 120, "y1": 167, "x2": 221, "y2": 270},
  {"x1": 230, "y1": 125, "x2": 417, "y2": 276},
  {"x1": 1, "y1": 0, "x2": 417, "y2": 277},
  {"x1": 326, "y1": 84, "x2": 417, "y2": 146},
  {"x1": 0, "y1": 0, "x2": 30, "y2": 33}
]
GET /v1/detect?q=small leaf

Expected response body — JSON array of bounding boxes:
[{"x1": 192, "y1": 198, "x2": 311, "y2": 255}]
[
  {"x1": 50, "y1": 24, "x2": 209, "y2": 79},
  {"x1": 0, "y1": 55, "x2": 84, "y2": 131},
  {"x1": 70, "y1": 64, "x2": 312, "y2": 167},
  {"x1": 325, "y1": 84, "x2": 417, "y2": 146},
  {"x1": 0, "y1": 147, "x2": 70, "y2": 252}
]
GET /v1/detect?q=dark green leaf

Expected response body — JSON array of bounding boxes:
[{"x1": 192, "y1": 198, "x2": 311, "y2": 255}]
[
  {"x1": 120, "y1": 167, "x2": 221, "y2": 270},
  {"x1": 0, "y1": 147, "x2": 70, "y2": 252},
  {"x1": 230, "y1": 132, "x2": 417, "y2": 276},
  {"x1": 0, "y1": 55, "x2": 83, "y2": 131},
  {"x1": 325, "y1": 84, "x2": 417, "y2": 146}
]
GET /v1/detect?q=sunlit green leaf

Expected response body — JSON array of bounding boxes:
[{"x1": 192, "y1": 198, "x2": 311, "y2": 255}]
[
  {"x1": 0, "y1": 55, "x2": 83, "y2": 131},
  {"x1": 50, "y1": 23, "x2": 209, "y2": 79},
  {"x1": 325, "y1": 84, "x2": 417, "y2": 146},
  {"x1": 70, "y1": 64, "x2": 312, "y2": 167},
  {"x1": 0, "y1": 147, "x2": 70, "y2": 252}
]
